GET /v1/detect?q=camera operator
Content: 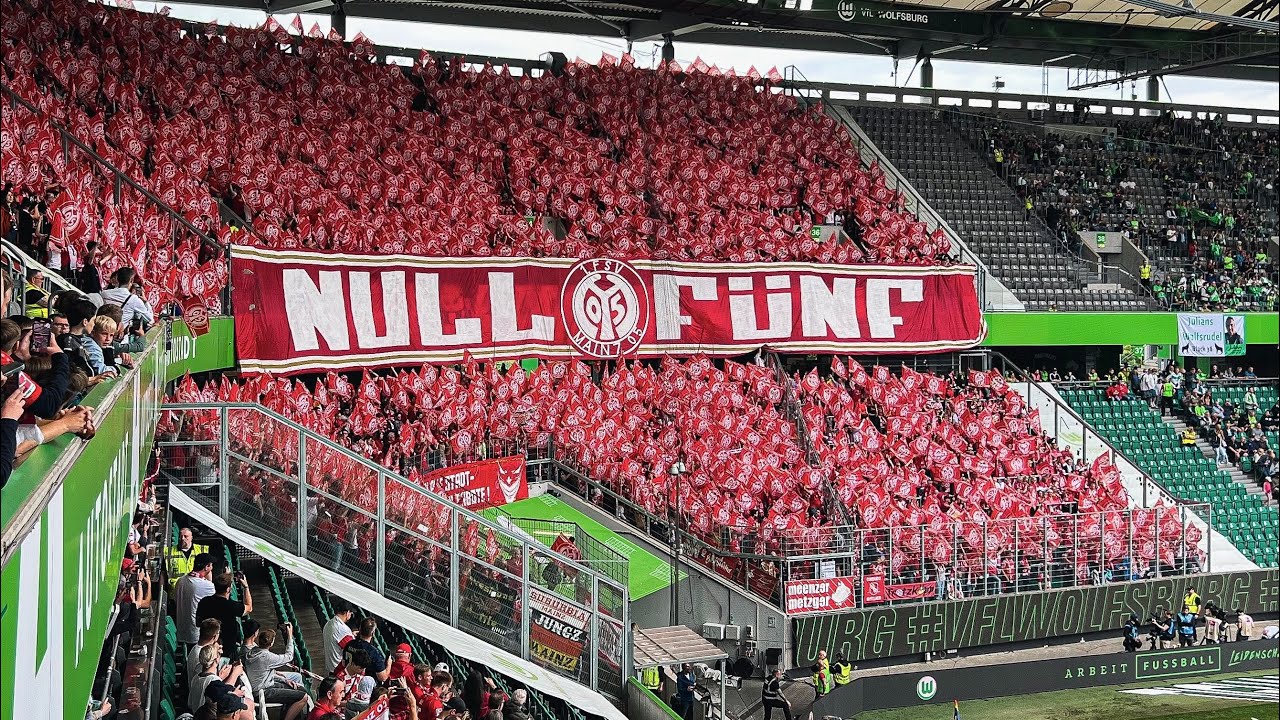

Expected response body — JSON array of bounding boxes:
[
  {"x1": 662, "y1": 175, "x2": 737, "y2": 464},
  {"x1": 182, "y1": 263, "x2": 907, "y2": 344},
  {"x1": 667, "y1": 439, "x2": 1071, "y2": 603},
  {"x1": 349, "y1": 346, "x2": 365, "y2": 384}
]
[
  {"x1": 1122, "y1": 614, "x2": 1142, "y2": 653},
  {"x1": 1234, "y1": 608, "x2": 1254, "y2": 641},
  {"x1": 1148, "y1": 610, "x2": 1176, "y2": 649},
  {"x1": 1202, "y1": 602, "x2": 1227, "y2": 644}
]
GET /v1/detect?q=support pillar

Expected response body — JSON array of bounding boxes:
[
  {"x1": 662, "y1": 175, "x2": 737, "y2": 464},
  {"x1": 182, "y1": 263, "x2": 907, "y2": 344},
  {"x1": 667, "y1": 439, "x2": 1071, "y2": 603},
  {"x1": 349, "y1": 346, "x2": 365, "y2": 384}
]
[
  {"x1": 920, "y1": 56, "x2": 934, "y2": 89},
  {"x1": 332, "y1": 0, "x2": 347, "y2": 40},
  {"x1": 1147, "y1": 76, "x2": 1160, "y2": 103}
]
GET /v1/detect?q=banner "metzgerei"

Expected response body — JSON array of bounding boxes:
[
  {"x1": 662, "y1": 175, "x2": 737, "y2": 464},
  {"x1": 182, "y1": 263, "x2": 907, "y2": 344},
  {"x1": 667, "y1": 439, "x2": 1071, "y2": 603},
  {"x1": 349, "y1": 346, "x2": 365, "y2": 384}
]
[{"x1": 230, "y1": 245, "x2": 985, "y2": 373}]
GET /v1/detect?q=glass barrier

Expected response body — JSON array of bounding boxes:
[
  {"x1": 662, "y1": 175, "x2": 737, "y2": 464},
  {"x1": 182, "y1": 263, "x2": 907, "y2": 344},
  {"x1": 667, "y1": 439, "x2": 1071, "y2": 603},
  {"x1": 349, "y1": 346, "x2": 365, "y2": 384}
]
[{"x1": 158, "y1": 404, "x2": 630, "y2": 701}]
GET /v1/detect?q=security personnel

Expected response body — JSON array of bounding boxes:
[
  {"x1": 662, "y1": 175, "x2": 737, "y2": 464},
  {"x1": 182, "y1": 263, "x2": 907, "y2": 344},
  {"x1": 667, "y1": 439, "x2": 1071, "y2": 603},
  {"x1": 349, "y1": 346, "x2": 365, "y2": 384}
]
[
  {"x1": 1183, "y1": 587, "x2": 1201, "y2": 615},
  {"x1": 811, "y1": 650, "x2": 832, "y2": 697},
  {"x1": 163, "y1": 527, "x2": 209, "y2": 592},
  {"x1": 761, "y1": 669, "x2": 792, "y2": 720},
  {"x1": 641, "y1": 665, "x2": 664, "y2": 698},
  {"x1": 23, "y1": 268, "x2": 50, "y2": 319},
  {"x1": 830, "y1": 653, "x2": 852, "y2": 687},
  {"x1": 1140, "y1": 261, "x2": 1152, "y2": 290}
]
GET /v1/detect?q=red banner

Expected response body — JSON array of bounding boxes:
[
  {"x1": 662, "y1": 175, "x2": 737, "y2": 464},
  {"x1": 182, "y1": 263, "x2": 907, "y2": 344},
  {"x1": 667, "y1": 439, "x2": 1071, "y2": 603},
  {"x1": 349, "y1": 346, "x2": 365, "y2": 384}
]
[
  {"x1": 230, "y1": 245, "x2": 985, "y2": 373},
  {"x1": 863, "y1": 573, "x2": 887, "y2": 605},
  {"x1": 419, "y1": 456, "x2": 527, "y2": 510},
  {"x1": 784, "y1": 577, "x2": 858, "y2": 614},
  {"x1": 886, "y1": 581, "x2": 936, "y2": 602}
]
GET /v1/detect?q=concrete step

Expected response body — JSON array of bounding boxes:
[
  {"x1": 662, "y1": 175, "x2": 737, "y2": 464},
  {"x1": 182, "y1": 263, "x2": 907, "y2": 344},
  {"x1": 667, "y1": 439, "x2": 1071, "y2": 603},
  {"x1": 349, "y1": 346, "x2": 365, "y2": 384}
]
[
  {"x1": 246, "y1": 572, "x2": 281, "y2": 630},
  {"x1": 285, "y1": 577, "x2": 328, "y2": 673}
]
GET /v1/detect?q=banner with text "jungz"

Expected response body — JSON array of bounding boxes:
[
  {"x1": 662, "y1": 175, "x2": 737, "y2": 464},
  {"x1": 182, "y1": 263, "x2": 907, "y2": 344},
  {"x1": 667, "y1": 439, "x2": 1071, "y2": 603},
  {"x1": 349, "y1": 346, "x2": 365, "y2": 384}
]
[{"x1": 230, "y1": 245, "x2": 986, "y2": 373}]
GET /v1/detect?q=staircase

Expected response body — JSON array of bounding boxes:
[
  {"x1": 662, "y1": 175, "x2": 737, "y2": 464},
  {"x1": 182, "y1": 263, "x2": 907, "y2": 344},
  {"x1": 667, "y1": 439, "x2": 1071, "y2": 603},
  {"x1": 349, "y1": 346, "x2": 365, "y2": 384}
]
[
  {"x1": 156, "y1": 402, "x2": 629, "y2": 719},
  {"x1": 1161, "y1": 414, "x2": 1272, "y2": 505},
  {"x1": 847, "y1": 105, "x2": 1149, "y2": 310},
  {"x1": 1059, "y1": 387, "x2": 1278, "y2": 566}
]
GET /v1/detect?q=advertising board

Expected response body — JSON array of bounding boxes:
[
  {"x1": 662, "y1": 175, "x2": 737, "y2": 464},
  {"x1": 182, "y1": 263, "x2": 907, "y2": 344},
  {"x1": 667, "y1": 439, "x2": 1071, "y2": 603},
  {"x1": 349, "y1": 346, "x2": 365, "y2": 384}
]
[
  {"x1": 794, "y1": 569, "x2": 1279, "y2": 665},
  {"x1": 813, "y1": 643, "x2": 1280, "y2": 715}
]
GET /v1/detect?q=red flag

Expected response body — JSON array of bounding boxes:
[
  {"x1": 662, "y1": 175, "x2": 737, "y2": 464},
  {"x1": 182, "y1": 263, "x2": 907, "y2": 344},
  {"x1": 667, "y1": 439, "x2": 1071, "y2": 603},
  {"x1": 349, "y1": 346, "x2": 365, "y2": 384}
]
[{"x1": 291, "y1": 14, "x2": 303, "y2": 33}]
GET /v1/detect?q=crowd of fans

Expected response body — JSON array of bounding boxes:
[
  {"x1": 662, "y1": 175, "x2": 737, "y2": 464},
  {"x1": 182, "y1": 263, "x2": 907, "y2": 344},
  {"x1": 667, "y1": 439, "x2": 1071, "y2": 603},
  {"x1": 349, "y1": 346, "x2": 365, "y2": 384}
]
[
  {"x1": 1179, "y1": 379, "x2": 1279, "y2": 500},
  {"x1": 162, "y1": 355, "x2": 1200, "y2": 599},
  {"x1": 1090, "y1": 361, "x2": 1279, "y2": 500},
  {"x1": 961, "y1": 110, "x2": 1278, "y2": 312},
  {"x1": 0, "y1": 266, "x2": 152, "y2": 486},
  {"x1": 166, "y1": 523, "x2": 511, "y2": 720},
  {"x1": 1, "y1": 0, "x2": 955, "y2": 323}
]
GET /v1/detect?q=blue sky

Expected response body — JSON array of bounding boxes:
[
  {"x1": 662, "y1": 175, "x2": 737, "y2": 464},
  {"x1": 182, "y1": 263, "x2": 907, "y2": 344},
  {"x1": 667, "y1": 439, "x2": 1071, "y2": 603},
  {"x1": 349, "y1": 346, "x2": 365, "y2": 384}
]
[{"x1": 136, "y1": 2, "x2": 1279, "y2": 115}]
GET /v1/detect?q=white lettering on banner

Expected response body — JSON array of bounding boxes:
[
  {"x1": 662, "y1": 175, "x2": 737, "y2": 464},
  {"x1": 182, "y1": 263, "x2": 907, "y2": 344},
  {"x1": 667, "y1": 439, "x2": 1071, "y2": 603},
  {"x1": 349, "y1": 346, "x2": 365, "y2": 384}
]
[
  {"x1": 490, "y1": 272, "x2": 555, "y2": 342},
  {"x1": 284, "y1": 269, "x2": 350, "y2": 351},
  {"x1": 866, "y1": 278, "x2": 923, "y2": 338},
  {"x1": 799, "y1": 276, "x2": 860, "y2": 339},
  {"x1": 236, "y1": 247, "x2": 985, "y2": 368},
  {"x1": 653, "y1": 274, "x2": 718, "y2": 341},
  {"x1": 349, "y1": 271, "x2": 410, "y2": 348},
  {"x1": 14, "y1": 491, "x2": 65, "y2": 720},
  {"x1": 415, "y1": 273, "x2": 482, "y2": 345},
  {"x1": 728, "y1": 276, "x2": 793, "y2": 340}
]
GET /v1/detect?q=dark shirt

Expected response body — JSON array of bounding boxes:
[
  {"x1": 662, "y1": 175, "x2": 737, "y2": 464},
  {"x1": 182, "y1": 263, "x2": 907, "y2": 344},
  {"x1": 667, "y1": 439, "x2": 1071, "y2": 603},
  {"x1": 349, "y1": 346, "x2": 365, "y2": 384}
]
[
  {"x1": 79, "y1": 264, "x2": 102, "y2": 294},
  {"x1": 344, "y1": 637, "x2": 386, "y2": 675},
  {"x1": 762, "y1": 677, "x2": 783, "y2": 703},
  {"x1": 196, "y1": 595, "x2": 247, "y2": 649},
  {"x1": 26, "y1": 352, "x2": 70, "y2": 419},
  {"x1": 676, "y1": 671, "x2": 695, "y2": 703},
  {"x1": 1, "y1": 418, "x2": 16, "y2": 487}
]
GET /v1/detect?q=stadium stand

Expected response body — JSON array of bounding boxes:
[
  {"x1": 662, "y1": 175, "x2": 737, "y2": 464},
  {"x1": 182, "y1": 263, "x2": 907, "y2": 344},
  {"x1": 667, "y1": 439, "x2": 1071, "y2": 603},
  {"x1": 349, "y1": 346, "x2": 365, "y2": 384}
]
[
  {"x1": 956, "y1": 112, "x2": 1279, "y2": 313},
  {"x1": 848, "y1": 106, "x2": 1153, "y2": 311},
  {"x1": 2, "y1": 0, "x2": 955, "y2": 318},
  {"x1": 1059, "y1": 379, "x2": 1278, "y2": 566},
  {"x1": 167, "y1": 355, "x2": 1203, "y2": 601}
]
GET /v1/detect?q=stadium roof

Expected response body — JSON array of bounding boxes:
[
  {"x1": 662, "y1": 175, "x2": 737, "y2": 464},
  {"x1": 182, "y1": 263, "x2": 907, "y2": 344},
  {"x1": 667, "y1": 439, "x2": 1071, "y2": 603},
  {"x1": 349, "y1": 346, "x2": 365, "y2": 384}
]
[{"x1": 184, "y1": 0, "x2": 1278, "y2": 82}]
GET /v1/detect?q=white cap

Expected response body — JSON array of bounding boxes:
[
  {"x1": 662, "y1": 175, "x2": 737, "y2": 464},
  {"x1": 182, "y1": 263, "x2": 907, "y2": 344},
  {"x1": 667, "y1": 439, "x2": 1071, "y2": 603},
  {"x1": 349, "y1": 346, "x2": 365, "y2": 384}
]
[{"x1": 433, "y1": 662, "x2": 450, "y2": 673}]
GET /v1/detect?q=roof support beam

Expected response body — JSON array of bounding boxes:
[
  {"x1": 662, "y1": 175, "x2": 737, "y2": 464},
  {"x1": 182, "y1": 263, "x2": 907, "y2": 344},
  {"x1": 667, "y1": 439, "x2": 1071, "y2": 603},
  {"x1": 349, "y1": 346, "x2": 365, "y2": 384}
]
[
  {"x1": 627, "y1": 13, "x2": 716, "y2": 42},
  {"x1": 267, "y1": 0, "x2": 334, "y2": 15}
]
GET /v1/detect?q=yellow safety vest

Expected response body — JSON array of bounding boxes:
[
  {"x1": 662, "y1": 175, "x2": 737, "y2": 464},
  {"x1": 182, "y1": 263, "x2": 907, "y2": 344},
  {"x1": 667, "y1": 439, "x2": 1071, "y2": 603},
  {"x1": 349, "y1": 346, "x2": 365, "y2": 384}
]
[
  {"x1": 641, "y1": 667, "x2": 662, "y2": 691},
  {"x1": 832, "y1": 661, "x2": 852, "y2": 686},
  {"x1": 23, "y1": 282, "x2": 48, "y2": 319},
  {"x1": 1140, "y1": 265, "x2": 1151, "y2": 280},
  {"x1": 1185, "y1": 592, "x2": 1200, "y2": 615},
  {"x1": 164, "y1": 543, "x2": 209, "y2": 586}
]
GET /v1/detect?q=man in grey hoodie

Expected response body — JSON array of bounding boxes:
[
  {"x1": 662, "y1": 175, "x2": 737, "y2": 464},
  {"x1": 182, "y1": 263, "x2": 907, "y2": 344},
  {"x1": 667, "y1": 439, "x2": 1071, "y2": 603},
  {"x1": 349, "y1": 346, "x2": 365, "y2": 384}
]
[{"x1": 241, "y1": 620, "x2": 310, "y2": 720}]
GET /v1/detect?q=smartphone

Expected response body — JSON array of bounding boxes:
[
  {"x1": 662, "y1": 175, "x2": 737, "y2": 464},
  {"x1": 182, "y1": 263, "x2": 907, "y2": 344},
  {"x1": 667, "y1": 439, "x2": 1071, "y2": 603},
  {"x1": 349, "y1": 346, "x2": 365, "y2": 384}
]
[
  {"x1": 2, "y1": 361, "x2": 24, "y2": 398},
  {"x1": 30, "y1": 319, "x2": 52, "y2": 354}
]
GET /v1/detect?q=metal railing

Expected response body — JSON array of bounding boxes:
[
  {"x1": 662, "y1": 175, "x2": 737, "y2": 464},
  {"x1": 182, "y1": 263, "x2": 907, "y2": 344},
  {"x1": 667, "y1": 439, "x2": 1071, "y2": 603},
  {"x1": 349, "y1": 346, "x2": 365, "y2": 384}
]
[
  {"x1": 156, "y1": 403, "x2": 629, "y2": 701},
  {"x1": 1, "y1": 82, "x2": 223, "y2": 252},
  {"x1": 985, "y1": 351, "x2": 1191, "y2": 508},
  {"x1": 781, "y1": 503, "x2": 1212, "y2": 612}
]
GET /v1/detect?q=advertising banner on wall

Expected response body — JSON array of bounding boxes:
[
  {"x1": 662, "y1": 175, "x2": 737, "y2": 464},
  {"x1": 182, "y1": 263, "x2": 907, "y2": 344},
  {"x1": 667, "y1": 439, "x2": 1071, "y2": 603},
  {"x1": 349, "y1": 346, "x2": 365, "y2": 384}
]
[
  {"x1": 793, "y1": 569, "x2": 1279, "y2": 664},
  {"x1": 230, "y1": 245, "x2": 985, "y2": 373},
  {"x1": 0, "y1": 325, "x2": 189, "y2": 720},
  {"x1": 419, "y1": 456, "x2": 528, "y2": 510},
  {"x1": 813, "y1": 644, "x2": 1280, "y2": 716},
  {"x1": 529, "y1": 587, "x2": 590, "y2": 676},
  {"x1": 785, "y1": 577, "x2": 859, "y2": 614},
  {"x1": 1177, "y1": 314, "x2": 1247, "y2": 357}
]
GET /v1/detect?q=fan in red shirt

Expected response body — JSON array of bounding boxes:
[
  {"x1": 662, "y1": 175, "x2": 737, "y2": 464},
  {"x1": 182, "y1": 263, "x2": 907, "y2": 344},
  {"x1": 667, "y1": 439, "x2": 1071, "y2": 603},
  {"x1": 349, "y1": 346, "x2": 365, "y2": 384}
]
[
  {"x1": 387, "y1": 646, "x2": 423, "y2": 720},
  {"x1": 306, "y1": 677, "x2": 346, "y2": 720}
]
